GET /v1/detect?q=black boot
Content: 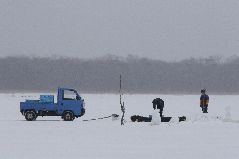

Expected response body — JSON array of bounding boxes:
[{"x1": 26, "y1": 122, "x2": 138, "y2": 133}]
[{"x1": 203, "y1": 106, "x2": 208, "y2": 113}]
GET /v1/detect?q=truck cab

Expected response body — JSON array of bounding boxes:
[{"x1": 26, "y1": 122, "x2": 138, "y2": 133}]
[{"x1": 20, "y1": 87, "x2": 85, "y2": 121}]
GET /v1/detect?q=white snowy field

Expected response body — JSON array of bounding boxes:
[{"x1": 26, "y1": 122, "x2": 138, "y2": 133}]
[{"x1": 0, "y1": 93, "x2": 239, "y2": 159}]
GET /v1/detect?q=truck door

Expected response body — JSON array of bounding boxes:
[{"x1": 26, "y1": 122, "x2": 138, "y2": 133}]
[{"x1": 58, "y1": 89, "x2": 82, "y2": 116}]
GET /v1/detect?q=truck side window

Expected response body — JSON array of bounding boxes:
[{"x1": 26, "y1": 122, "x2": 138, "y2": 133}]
[{"x1": 63, "y1": 90, "x2": 77, "y2": 100}]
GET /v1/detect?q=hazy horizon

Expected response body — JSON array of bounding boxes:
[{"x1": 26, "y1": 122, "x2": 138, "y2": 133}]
[{"x1": 1, "y1": 56, "x2": 239, "y2": 94}]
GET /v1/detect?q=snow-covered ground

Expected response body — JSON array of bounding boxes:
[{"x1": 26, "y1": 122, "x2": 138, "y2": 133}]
[{"x1": 0, "y1": 93, "x2": 239, "y2": 159}]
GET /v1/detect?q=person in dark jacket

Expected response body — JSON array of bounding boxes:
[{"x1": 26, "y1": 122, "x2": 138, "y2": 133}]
[
  {"x1": 152, "y1": 98, "x2": 164, "y2": 117},
  {"x1": 200, "y1": 89, "x2": 209, "y2": 113}
]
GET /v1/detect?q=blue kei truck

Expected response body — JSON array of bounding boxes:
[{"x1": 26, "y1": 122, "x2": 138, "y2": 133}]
[{"x1": 20, "y1": 88, "x2": 85, "y2": 121}]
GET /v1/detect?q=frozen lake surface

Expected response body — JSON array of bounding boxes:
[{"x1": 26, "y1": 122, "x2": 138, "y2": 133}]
[{"x1": 0, "y1": 93, "x2": 239, "y2": 159}]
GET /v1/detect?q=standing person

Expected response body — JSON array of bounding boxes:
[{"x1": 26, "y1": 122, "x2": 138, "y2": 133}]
[
  {"x1": 200, "y1": 89, "x2": 209, "y2": 113},
  {"x1": 152, "y1": 98, "x2": 164, "y2": 117}
]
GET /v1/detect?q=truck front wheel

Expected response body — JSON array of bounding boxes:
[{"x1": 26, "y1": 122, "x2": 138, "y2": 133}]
[
  {"x1": 25, "y1": 111, "x2": 37, "y2": 121},
  {"x1": 63, "y1": 111, "x2": 75, "y2": 121}
]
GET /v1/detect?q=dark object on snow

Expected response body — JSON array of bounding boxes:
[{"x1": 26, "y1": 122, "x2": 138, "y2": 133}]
[
  {"x1": 163, "y1": 116, "x2": 186, "y2": 122},
  {"x1": 161, "y1": 117, "x2": 172, "y2": 122},
  {"x1": 200, "y1": 89, "x2": 209, "y2": 113},
  {"x1": 130, "y1": 115, "x2": 186, "y2": 123},
  {"x1": 152, "y1": 98, "x2": 164, "y2": 117},
  {"x1": 179, "y1": 116, "x2": 186, "y2": 122},
  {"x1": 112, "y1": 114, "x2": 119, "y2": 118},
  {"x1": 131, "y1": 115, "x2": 152, "y2": 122}
]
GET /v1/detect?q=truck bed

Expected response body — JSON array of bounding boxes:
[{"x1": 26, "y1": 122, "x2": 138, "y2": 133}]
[{"x1": 20, "y1": 102, "x2": 58, "y2": 112}]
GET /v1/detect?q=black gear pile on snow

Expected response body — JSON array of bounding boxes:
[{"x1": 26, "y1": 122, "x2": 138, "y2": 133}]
[
  {"x1": 131, "y1": 115, "x2": 152, "y2": 122},
  {"x1": 130, "y1": 115, "x2": 186, "y2": 123},
  {"x1": 179, "y1": 116, "x2": 186, "y2": 122}
]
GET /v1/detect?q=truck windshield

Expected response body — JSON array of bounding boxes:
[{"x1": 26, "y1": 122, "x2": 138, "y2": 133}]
[{"x1": 63, "y1": 90, "x2": 77, "y2": 100}]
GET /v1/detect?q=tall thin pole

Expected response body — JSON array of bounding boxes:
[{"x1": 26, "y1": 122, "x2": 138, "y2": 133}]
[{"x1": 120, "y1": 74, "x2": 125, "y2": 125}]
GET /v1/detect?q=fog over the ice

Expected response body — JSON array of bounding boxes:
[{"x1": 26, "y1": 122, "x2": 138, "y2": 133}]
[{"x1": 1, "y1": 0, "x2": 239, "y2": 61}]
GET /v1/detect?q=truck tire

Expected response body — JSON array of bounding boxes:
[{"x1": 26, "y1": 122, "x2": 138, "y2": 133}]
[
  {"x1": 63, "y1": 111, "x2": 75, "y2": 121},
  {"x1": 25, "y1": 111, "x2": 37, "y2": 121}
]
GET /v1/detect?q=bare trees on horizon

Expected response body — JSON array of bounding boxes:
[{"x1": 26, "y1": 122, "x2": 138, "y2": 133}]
[{"x1": 0, "y1": 55, "x2": 239, "y2": 94}]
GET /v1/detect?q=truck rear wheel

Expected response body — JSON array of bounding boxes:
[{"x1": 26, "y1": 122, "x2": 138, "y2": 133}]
[
  {"x1": 63, "y1": 111, "x2": 75, "y2": 121},
  {"x1": 25, "y1": 111, "x2": 37, "y2": 121}
]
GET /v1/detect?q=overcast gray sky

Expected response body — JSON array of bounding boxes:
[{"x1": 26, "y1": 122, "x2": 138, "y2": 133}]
[{"x1": 0, "y1": 0, "x2": 239, "y2": 61}]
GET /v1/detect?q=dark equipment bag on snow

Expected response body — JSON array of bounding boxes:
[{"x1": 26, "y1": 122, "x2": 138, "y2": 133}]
[{"x1": 130, "y1": 115, "x2": 186, "y2": 123}]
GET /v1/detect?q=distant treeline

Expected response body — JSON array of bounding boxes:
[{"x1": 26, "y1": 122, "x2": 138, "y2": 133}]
[{"x1": 0, "y1": 55, "x2": 239, "y2": 94}]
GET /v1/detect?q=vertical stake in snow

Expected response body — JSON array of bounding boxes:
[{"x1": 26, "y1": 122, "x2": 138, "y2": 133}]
[{"x1": 120, "y1": 74, "x2": 125, "y2": 125}]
